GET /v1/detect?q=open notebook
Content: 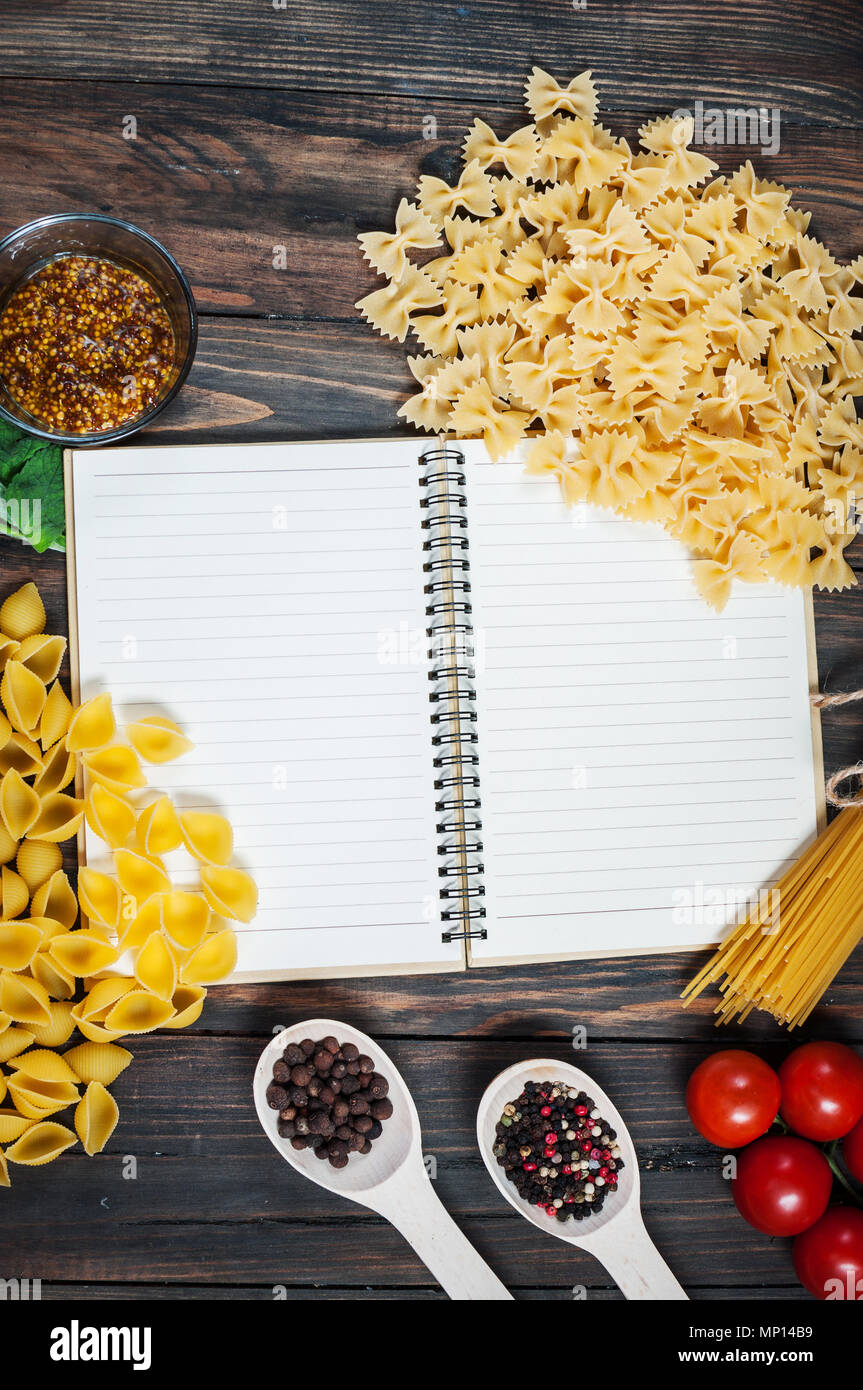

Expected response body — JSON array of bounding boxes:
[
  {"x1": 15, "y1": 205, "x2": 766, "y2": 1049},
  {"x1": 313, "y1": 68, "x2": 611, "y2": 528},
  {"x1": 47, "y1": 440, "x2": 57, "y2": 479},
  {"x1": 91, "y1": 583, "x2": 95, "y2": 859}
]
[{"x1": 65, "y1": 439, "x2": 824, "y2": 980}]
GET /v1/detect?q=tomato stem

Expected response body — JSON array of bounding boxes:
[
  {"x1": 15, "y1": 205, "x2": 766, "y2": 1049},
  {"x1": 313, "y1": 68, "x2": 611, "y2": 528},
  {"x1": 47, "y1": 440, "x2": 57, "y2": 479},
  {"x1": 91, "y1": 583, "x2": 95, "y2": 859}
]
[{"x1": 826, "y1": 1141, "x2": 863, "y2": 1207}]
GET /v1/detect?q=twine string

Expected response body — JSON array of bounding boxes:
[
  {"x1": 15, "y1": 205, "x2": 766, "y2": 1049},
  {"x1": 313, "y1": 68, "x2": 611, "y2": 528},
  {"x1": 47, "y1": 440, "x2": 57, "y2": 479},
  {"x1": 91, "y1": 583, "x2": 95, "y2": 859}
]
[{"x1": 811, "y1": 687, "x2": 863, "y2": 806}]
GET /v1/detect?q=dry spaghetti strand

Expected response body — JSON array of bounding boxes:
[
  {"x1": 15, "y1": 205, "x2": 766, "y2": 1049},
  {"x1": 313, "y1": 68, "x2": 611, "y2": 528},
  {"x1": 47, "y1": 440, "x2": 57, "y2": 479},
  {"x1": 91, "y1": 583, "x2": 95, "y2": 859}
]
[{"x1": 681, "y1": 809, "x2": 863, "y2": 1029}]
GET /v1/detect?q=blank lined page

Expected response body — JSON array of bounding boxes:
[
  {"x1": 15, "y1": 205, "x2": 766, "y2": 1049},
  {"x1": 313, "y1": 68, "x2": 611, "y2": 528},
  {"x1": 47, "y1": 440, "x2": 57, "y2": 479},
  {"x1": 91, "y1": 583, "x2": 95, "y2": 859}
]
[
  {"x1": 70, "y1": 440, "x2": 460, "y2": 978},
  {"x1": 459, "y1": 446, "x2": 821, "y2": 963}
]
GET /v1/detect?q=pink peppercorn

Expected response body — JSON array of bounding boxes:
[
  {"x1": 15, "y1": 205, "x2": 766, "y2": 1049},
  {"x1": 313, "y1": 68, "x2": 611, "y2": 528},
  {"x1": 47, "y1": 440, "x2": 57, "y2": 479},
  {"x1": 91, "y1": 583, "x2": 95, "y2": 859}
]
[
  {"x1": 523, "y1": 1161, "x2": 537, "y2": 1172},
  {"x1": 540, "y1": 1105, "x2": 551, "y2": 1117},
  {"x1": 544, "y1": 1132, "x2": 557, "y2": 1145},
  {"x1": 575, "y1": 1104, "x2": 588, "y2": 1116}
]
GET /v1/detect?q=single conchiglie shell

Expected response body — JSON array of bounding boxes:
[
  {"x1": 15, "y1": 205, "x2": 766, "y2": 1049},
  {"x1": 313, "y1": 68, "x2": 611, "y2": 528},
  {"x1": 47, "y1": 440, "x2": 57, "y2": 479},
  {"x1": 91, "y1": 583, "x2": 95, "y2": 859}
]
[
  {"x1": 12, "y1": 1047, "x2": 80, "y2": 1084},
  {"x1": 0, "y1": 1026, "x2": 34, "y2": 1062},
  {"x1": 69, "y1": 1008, "x2": 127, "y2": 1045},
  {"x1": 85, "y1": 783, "x2": 135, "y2": 850},
  {"x1": 0, "y1": 822, "x2": 16, "y2": 865},
  {"x1": 1, "y1": 660, "x2": 47, "y2": 735},
  {"x1": 180, "y1": 810, "x2": 233, "y2": 866},
  {"x1": 0, "y1": 971, "x2": 51, "y2": 1027},
  {"x1": 0, "y1": 583, "x2": 46, "y2": 642},
  {"x1": 32, "y1": 741, "x2": 76, "y2": 798},
  {"x1": 104, "y1": 989, "x2": 175, "y2": 1034},
  {"x1": 0, "y1": 918, "x2": 43, "y2": 970},
  {"x1": 27, "y1": 1000, "x2": 76, "y2": 1046},
  {"x1": 77, "y1": 867, "x2": 122, "y2": 931},
  {"x1": 116, "y1": 895, "x2": 163, "y2": 952},
  {"x1": 17, "y1": 838, "x2": 63, "y2": 892},
  {"x1": 83, "y1": 744, "x2": 145, "y2": 794},
  {"x1": 28, "y1": 793, "x2": 84, "y2": 843},
  {"x1": 134, "y1": 930, "x2": 179, "y2": 1000},
  {"x1": 180, "y1": 927, "x2": 238, "y2": 985},
  {"x1": 64, "y1": 1041, "x2": 133, "y2": 1086},
  {"x1": 0, "y1": 1108, "x2": 34, "y2": 1143},
  {"x1": 0, "y1": 768, "x2": 40, "y2": 839},
  {"x1": 7, "y1": 1073, "x2": 80, "y2": 1115},
  {"x1": 30, "y1": 951, "x2": 76, "y2": 1002},
  {"x1": 200, "y1": 866, "x2": 258, "y2": 923},
  {"x1": 162, "y1": 983, "x2": 207, "y2": 1029},
  {"x1": 49, "y1": 930, "x2": 120, "y2": 977},
  {"x1": 161, "y1": 891, "x2": 210, "y2": 950},
  {"x1": 0, "y1": 635, "x2": 20, "y2": 672},
  {"x1": 15, "y1": 633, "x2": 67, "y2": 685},
  {"x1": 126, "y1": 716, "x2": 194, "y2": 763},
  {"x1": 5, "y1": 1120, "x2": 77, "y2": 1166},
  {"x1": 75, "y1": 1081, "x2": 119, "y2": 1156},
  {"x1": 136, "y1": 796, "x2": 182, "y2": 856},
  {"x1": 1, "y1": 865, "x2": 29, "y2": 918},
  {"x1": 114, "y1": 849, "x2": 171, "y2": 903},
  {"x1": 78, "y1": 976, "x2": 136, "y2": 1022},
  {"x1": 0, "y1": 730, "x2": 42, "y2": 777},
  {"x1": 0, "y1": 1147, "x2": 8, "y2": 1186},
  {"x1": 66, "y1": 693, "x2": 116, "y2": 753},
  {"x1": 40, "y1": 680, "x2": 74, "y2": 750},
  {"x1": 31, "y1": 869, "x2": 79, "y2": 929}
]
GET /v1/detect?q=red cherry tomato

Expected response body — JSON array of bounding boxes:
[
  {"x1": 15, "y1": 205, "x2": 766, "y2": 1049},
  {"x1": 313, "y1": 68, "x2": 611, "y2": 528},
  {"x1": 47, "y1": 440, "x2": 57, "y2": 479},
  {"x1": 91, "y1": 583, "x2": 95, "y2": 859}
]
[
  {"x1": 686, "y1": 1049, "x2": 780, "y2": 1148},
  {"x1": 841, "y1": 1116, "x2": 863, "y2": 1185},
  {"x1": 732, "y1": 1136, "x2": 832, "y2": 1237},
  {"x1": 793, "y1": 1207, "x2": 863, "y2": 1300},
  {"x1": 779, "y1": 1041, "x2": 863, "y2": 1142}
]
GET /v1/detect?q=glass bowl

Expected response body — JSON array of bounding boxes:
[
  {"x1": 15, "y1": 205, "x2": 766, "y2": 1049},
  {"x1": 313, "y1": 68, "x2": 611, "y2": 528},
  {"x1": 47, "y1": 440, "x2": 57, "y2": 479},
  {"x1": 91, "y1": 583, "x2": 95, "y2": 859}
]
[{"x1": 0, "y1": 213, "x2": 197, "y2": 445}]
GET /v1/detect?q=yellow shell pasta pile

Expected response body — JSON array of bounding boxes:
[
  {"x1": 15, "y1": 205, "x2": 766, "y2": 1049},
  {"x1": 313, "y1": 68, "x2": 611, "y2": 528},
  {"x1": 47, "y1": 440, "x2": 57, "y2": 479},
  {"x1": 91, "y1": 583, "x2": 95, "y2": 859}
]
[
  {"x1": 357, "y1": 68, "x2": 863, "y2": 610},
  {"x1": 0, "y1": 581, "x2": 257, "y2": 1185}
]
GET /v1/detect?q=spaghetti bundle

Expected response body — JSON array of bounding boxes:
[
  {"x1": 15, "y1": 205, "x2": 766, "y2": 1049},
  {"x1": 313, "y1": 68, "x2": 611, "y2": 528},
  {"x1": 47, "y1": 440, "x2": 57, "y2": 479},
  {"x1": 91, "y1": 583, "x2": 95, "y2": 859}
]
[{"x1": 682, "y1": 808, "x2": 863, "y2": 1029}]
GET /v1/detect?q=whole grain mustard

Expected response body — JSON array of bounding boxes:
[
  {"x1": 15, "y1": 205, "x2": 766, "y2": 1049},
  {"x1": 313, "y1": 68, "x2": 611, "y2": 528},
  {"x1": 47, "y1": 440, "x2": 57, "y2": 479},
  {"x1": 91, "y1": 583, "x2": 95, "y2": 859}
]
[{"x1": 0, "y1": 254, "x2": 176, "y2": 434}]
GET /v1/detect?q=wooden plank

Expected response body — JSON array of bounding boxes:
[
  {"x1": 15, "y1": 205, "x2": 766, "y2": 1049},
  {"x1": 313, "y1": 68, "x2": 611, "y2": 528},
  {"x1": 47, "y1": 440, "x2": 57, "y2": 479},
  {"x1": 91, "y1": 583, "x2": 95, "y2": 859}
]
[
  {"x1": 33, "y1": 1281, "x2": 810, "y2": 1301},
  {"x1": 0, "y1": 1038, "x2": 851, "y2": 1289},
  {"x1": 0, "y1": 81, "x2": 859, "y2": 321},
  {"x1": 0, "y1": 1, "x2": 860, "y2": 127},
  {"x1": 0, "y1": 1032, "x2": 818, "y2": 1309}
]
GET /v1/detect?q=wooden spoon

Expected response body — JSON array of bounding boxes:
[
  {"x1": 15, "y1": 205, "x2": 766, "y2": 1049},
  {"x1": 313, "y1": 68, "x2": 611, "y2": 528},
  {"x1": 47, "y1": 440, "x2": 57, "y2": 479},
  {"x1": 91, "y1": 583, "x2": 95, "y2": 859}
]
[
  {"x1": 477, "y1": 1057, "x2": 687, "y2": 1299},
  {"x1": 254, "y1": 1017, "x2": 512, "y2": 1300}
]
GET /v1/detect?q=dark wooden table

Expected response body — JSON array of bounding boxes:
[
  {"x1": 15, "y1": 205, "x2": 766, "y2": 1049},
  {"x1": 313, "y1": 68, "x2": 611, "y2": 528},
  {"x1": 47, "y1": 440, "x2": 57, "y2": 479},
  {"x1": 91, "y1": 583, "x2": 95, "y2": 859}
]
[{"x1": 1, "y1": 1, "x2": 861, "y2": 1301}]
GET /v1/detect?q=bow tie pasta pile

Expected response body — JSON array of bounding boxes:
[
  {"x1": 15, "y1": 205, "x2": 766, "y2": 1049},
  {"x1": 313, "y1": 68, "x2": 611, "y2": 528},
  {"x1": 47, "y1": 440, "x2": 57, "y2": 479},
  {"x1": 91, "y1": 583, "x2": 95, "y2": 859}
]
[
  {"x1": 357, "y1": 68, "x2": 863, "y2": 609},
  {"x1": 0, "y1": 582, "x2": 257, "y2": 1185}
]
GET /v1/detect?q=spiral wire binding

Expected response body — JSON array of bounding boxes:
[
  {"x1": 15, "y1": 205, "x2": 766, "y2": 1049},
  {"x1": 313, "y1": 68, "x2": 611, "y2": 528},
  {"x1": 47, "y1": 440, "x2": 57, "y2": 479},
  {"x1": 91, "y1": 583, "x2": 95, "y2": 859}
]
[{"x1": 420, "y1": 445, "x2": 487, "y2": 944}]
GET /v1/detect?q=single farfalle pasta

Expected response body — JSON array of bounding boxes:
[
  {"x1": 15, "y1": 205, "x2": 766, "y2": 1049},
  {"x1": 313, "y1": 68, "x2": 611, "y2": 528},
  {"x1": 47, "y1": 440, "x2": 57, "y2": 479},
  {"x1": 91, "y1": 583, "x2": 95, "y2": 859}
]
[
  {"x1": 356, "y1": 68, "x2": 863, "y2": 609},
  {"x1": 0, "y1": 581, "x2": 255, "y2": 1187}
]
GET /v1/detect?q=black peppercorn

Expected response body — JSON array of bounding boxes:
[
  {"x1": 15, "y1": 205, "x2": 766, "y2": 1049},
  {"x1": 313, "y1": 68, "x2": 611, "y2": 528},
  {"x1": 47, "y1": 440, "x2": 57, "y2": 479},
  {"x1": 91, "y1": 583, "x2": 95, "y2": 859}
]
[{"x1": 269, "y1": 1036, "x2": 394, "y2": 1168}]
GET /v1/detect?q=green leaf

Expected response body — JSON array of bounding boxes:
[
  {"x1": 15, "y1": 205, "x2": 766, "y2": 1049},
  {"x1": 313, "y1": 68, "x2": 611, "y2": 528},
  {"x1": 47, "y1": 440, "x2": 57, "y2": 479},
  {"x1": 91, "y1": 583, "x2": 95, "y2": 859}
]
[{"x1": 0, "y1": 426, "x2": 65, "y2": 553}]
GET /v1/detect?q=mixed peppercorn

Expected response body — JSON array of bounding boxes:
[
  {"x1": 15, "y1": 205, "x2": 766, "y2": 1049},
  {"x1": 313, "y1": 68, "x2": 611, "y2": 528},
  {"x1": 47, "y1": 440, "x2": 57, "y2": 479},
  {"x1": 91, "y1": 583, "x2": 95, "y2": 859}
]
[
  {"x1": 266, "y1": 1035, "x2": 393, "y2": 1169},
  {"x1": 494, "y1": 1080, "x2": 624, "y2": 1221},
  {"x1": 0, "y1": 254, "x2": 176, "y2": 435}
]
